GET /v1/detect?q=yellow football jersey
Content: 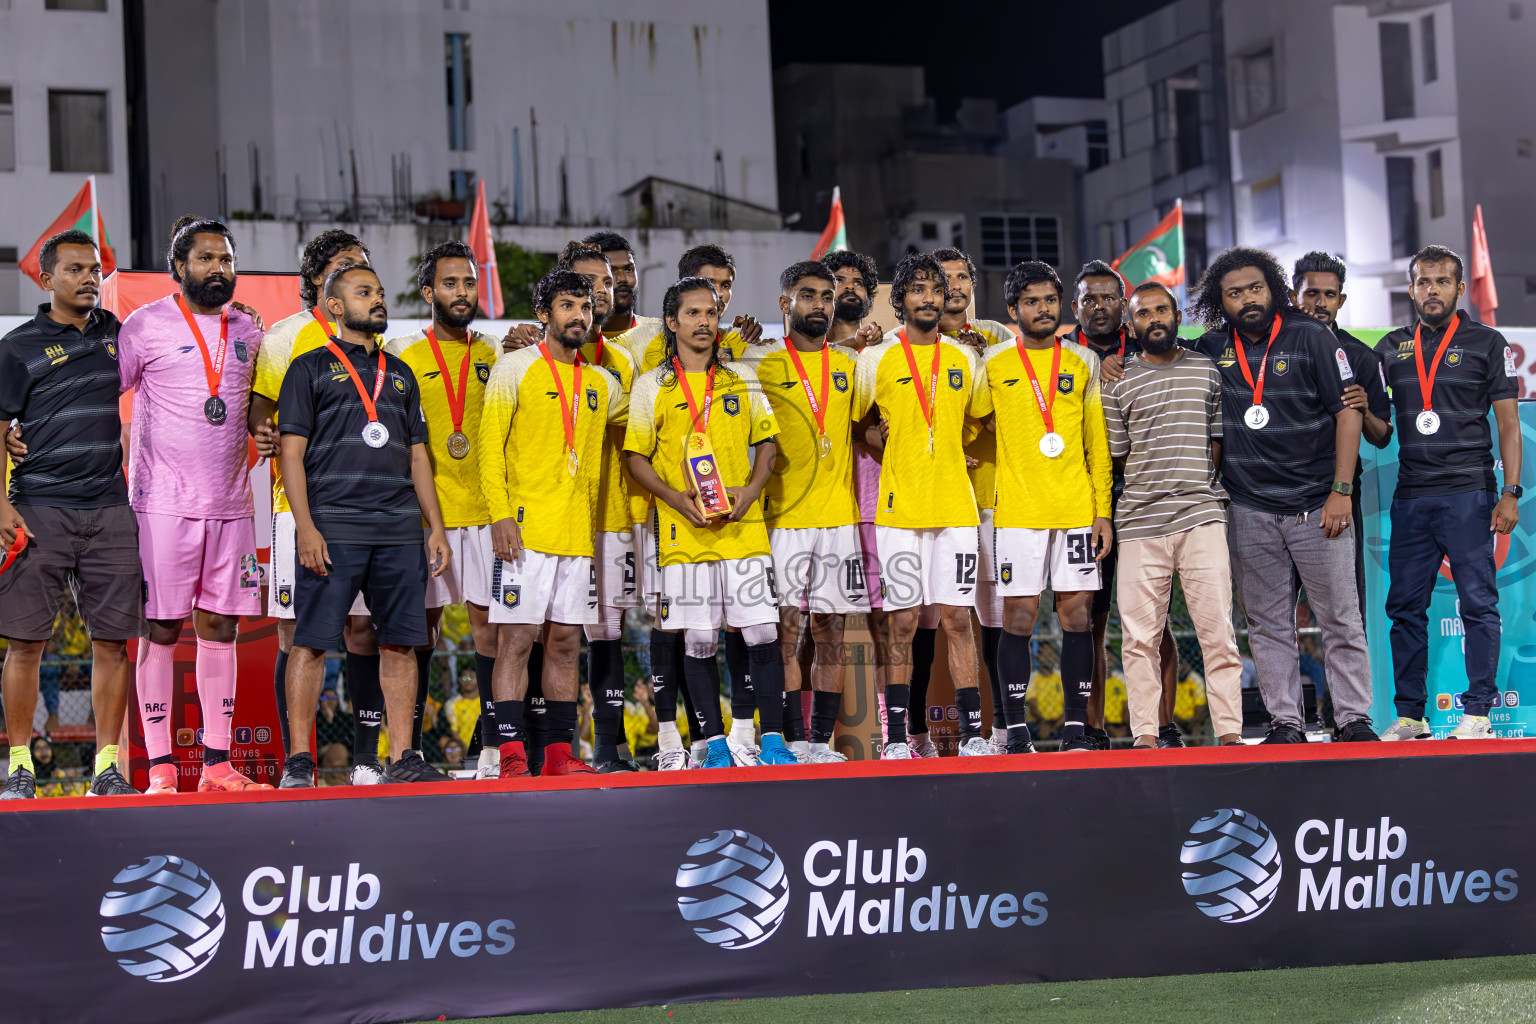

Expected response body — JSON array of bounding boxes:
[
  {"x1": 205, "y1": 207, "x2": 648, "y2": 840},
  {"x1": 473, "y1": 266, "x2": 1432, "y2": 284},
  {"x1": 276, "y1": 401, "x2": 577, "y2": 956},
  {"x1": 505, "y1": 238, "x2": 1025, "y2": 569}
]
[
  {"x1": 974, "y1": 338, "x2": 1113, "y2": 530},
  {"x1": 619, "y1": 323, "x2": 750, "y2": 375},
  {"x1": 479, "y1": 347, "x2": 627, "y2": 558},
  {"x1": 581, "y1": 335, "x2": 637, "y2": 534},
  {"x1": 746, "y1": 341, "x2": 859, "y2": 529},
  {"x1": 254, "y1": 309, "x2": 339, "y2": 515},
  {"x1": 624, "y1": 361, "x2": 778, "y2": 565},
  {"x1": 382, "y1": 328, "x2": 500, "y2": 529},
  {"x1": 852, "y1": 333, "x2": 985, "y2": 529},
  {"x1": 948, "y1": 319, "x2": 1014, "y2": 512}
]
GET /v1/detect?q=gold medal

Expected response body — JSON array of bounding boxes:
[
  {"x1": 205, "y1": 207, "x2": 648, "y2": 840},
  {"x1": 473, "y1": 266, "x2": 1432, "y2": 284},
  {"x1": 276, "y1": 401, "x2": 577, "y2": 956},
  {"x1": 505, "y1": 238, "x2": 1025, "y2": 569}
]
[{"x1": 446, "y1": 429, "x2": 471, "y2": 459}]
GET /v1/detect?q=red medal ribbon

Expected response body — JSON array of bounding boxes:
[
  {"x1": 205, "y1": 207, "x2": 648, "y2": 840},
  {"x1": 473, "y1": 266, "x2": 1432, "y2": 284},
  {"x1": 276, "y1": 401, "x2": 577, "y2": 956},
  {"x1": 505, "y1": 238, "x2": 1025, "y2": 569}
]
[
  {"x1": 425, "y1": 327, "x2": 473, "y2": 434},
  {"x1": 1413, "y1": 313, "x2": 1461, "y2": 413},
  {"x1": 1232, "y1": 314, "x2": 1284, "y2": 408},
  {"x1": 173, "y1": 294, "x2": 229, "y2": 402},
  {"x1": 672, "y1": 358, "x2": 717, "y2": 434},
  {"x1": 1016, "y1": 336, "x2": 1063, "y2": 434},
  {"x1": 898, "y1": 330, "x2": 942, "y2": 436},
  {"x1": 540, "y1": 342, "x2": 584, "y2": 455},
  {"x1": 783, "y1": 339, "x2": 831, "y2": 441},
  {"x1": 323, "y1": 340, "x2": 386, "y2": 425}
]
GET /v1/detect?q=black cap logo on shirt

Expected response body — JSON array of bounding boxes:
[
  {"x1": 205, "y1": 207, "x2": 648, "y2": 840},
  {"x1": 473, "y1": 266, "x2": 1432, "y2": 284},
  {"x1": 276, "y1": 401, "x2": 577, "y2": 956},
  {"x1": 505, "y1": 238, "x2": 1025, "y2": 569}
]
[
  {"x1": 947, "y1": 368, "x2": 964, "y2": 391},
  {"x1": 1056, "y1": 373, "x2": 1074, "y2": 395},
  {"x1": 722, "y1": 394, "x2": 741, "y2": 417},
  {"x1": 832, "y1": 371, "x2": 849, "y2": 393}
]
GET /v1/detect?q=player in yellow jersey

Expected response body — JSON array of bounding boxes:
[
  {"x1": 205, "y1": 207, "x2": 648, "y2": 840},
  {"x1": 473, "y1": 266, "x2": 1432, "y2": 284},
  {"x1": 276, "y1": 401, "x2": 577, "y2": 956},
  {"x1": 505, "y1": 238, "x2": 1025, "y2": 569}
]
[
  {"x1": 246, "y1": 229, "x2": 390, "y2": 784},
  {"x1": 624, "y1": 277, "x2": 799, "y2": 769},
  {"x1": 748, "y1": 262, "x2": 868, "y2": 764},
  {"x1": 555, "y1": 241, "x2": 644, "y2": 772},
  {"x1": 479, "y1": 271, "x2": 626, "y2": 777},
  {"x1": 384, "y1": 240, "x2": 503, "y2": 779},
  {"x1": 973, "y1": 261, "x2": 1113, "y2": 754},
  {"x1": 853, "y1": 252, "x2": 990, "y2": 758}
]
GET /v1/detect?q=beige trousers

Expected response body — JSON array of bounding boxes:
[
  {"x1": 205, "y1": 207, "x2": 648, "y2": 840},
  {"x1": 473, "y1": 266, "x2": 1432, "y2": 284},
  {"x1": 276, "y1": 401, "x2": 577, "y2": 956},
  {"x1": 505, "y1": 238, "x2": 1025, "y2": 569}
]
[{"x1": 1117, "y1": 522, "x2": 1243, "y2": 741}]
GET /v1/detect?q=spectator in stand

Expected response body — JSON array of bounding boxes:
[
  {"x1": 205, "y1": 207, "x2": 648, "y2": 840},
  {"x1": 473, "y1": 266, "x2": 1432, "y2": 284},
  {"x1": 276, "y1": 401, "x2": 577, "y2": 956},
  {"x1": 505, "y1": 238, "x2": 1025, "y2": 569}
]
[
  {"x1": 1173, "y1": 662, "x2": 1209, "y2": 741},
  {"x1": 37, "y1": 641, "x2": 62, "y2": 735},
  {"x1": 317, "y1": 743, "x2": 350, "y2": 786},
  {"x1": 438, "y1": 735, "x2": 466, "y2": 769},
  {"x1": 1025, "y1": 642, "x2": 1065, "y2": 741},
  {"x1": 626, "y1": 676, "x2": 660, "y2": 761},
  {"x1": 445, "y1": 669, "x2": 481, "y2": 748},
  {"x1": 315, "y1": 686, "x2": 354, "y2": 757},
  {"x1": 30, "y1": 737, "x2": 56, "y2": 780},
  {"x1": 1102, "y1": 659, "x2": 1129, "y2": 740}
]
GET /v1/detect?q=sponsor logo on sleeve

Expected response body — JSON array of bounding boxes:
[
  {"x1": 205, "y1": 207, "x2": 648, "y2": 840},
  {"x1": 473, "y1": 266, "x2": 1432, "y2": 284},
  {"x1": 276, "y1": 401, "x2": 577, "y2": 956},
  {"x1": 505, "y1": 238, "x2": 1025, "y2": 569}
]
[{"x1": 1335, "y1": 348, "x2": 1354, "y2": 380}]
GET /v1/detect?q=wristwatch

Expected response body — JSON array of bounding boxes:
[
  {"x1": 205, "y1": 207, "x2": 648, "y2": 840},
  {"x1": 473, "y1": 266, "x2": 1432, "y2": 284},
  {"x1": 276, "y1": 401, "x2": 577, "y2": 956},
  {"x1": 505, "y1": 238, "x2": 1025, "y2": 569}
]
[
  {"x1": 1330, "y1": 481, "x2": 1354, "y2": 496},
  {"x1": 1504, "y1": 485, "x2": 1523, "y2": 500}
]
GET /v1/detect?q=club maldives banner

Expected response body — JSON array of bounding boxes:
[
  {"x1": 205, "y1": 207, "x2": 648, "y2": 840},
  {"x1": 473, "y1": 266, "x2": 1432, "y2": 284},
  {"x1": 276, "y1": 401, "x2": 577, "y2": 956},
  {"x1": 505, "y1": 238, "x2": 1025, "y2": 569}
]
[
  {"x1": 2, "y1": 745, "x2": 1534, "y2": 1023},
  {"x1": 1359, "y1": 401, "x2": 1536, "y2": 736}
]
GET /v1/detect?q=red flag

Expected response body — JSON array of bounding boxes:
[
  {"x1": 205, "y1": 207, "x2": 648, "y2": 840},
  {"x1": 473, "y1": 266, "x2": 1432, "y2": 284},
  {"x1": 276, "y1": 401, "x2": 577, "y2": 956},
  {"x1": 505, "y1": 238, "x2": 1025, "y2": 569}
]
[
  {"x1": 19, "y1": 177, "x2": 117, "y2": 287},
  {"x1": 811, "y1": 186, "x2": 847, "y2": 260},
  {"x1": 468, "y1": 180, "x2": 503, "y2": 319},
  {"x1": 1469, "y1": 203, "x2": 1498, "y2": 326}
]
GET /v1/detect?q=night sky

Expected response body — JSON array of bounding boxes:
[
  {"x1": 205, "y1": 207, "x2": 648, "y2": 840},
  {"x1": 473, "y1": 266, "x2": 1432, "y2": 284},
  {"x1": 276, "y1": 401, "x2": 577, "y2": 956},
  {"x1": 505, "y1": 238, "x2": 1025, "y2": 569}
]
[{"x1": 769, "y1": 0, "x2": 1175, "y2": 116}]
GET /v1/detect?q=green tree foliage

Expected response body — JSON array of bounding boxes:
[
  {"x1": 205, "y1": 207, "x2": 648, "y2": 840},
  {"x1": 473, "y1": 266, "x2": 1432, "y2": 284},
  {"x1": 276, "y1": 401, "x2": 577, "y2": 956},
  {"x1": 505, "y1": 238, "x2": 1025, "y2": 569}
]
[{"x1": 496, "y1": 240, "x2": 555, "y2": 319}]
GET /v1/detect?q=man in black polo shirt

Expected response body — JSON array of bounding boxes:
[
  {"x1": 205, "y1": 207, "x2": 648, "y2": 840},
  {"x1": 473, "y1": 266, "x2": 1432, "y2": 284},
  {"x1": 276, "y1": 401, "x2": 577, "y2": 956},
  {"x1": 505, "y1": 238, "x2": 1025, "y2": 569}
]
[
  {"x1": 277, "y1": 264, "x2": 452, "y2": 785},
  {"x1": 1291, "y1": 251, "x2": 1394, "y2": 640},
  {"x1": 1376, "y1": 245, "x2": 1521, "y2": 742},
  {"x1": 0, "y1": 230, "x2": 140, "y2": 798},
  {"x1": 1189, "y1": 247, "x2": 1376, "y2": 743},
  {"x1": 1066, "y1": 259, "x2": 1181, "y2": 748}
]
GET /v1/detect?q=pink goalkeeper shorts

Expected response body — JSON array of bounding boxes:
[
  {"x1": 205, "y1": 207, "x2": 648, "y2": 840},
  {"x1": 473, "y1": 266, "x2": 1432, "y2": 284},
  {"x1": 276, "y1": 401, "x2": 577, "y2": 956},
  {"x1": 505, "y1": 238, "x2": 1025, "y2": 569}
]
[{"x1": 136, "y1": 511, "x2": 261, "y2": 620}]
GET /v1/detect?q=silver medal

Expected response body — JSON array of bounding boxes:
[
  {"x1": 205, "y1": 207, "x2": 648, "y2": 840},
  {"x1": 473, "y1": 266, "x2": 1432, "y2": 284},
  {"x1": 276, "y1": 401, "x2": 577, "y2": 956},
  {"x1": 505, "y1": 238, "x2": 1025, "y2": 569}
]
[
  {"x1": 1416, "y1": 410, "x2": 1441, "y2": 435},
  {"x1": 361, "y1": 421, "x2": 390, "y2": 448},
  {"x1": 1244, "y1": 405, "x2": 1270, "y2": 430},
  {"x1": 1038, "y1": 432, "x2": 1066, "y2": 458}
]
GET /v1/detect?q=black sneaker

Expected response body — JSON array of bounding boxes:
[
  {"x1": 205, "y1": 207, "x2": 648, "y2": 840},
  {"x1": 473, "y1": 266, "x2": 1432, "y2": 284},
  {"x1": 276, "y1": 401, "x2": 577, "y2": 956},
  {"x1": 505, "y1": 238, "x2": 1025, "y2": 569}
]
[
  {"x1": 1083, "y1": 725, "x2": 1111, "y2": 751},
  {"x1": 1059, "y1": 731, "x2": 1096, "y2": 752},
  {"x1": 593, "y1": 757, "x2": 640, "y2": 773},
  {"x1": 1336, "y1": 719, "x2": 1382, "y2": 742},
  {"x1": 1005, "y1": 736, "x2": 1037, "y2": 755},
  {"x1": 88, "y1": 765, "x2": 137, "y2": 796},
  {"x1": 1156, "y1": 724, "x2": 1186, "y2": 748},
  {"x1": 1261, "y1": 723, "x2": 1307, "y2": 744},
  {"x1": 1, "y1": 768, "x2": 36, "y2": 800},
  {"x1": 278, "y1": 752, "x2": 316, "y2": 788},
  {"x1": 384, "y1": 750, "x2": 451, "y2": 783}
]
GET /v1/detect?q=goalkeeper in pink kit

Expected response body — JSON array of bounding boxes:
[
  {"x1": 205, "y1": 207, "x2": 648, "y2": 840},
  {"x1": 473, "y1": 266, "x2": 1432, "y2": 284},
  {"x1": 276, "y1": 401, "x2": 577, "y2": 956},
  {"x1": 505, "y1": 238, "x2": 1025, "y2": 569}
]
[{"x1": 122, "y1": 218, "x2": 274, "y2": 793}]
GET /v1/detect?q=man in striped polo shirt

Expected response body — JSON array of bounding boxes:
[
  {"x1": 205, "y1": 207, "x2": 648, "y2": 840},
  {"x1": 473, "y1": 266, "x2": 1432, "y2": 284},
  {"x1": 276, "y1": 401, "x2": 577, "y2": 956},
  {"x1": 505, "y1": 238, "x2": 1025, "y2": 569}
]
[{"x1": 1101, "y1": 282, "x2": 1242, "y2": 748}]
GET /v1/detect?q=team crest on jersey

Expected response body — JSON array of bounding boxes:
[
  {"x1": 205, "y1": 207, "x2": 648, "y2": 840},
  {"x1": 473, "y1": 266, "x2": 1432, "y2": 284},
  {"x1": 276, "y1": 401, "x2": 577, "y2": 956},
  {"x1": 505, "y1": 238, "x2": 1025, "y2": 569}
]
[
  {"x1": 832, "y1": 371, "x2": 849, "y2": 393},
  {"x1": 277, "y1": 585, "x2": 292, "y2": 608},
  {"x1": 1056, "y1": 373, "x2": 1074, "y2": 395},
  {"x1": 1000, "y1": 563, "x2": 1013, "y2": 585},
  {"x1": 947, "y1": 368, "x2": 964, "y2": 390},
  {"x1": 102, "y1": 339, "x2": 117, "y2": 360},
  {"x1": 1217, "y1": 347, "x2": 1236, "y2": 368},
  {"x1": 1272, "y1": 356, "x2": 1290, "y2": 376},
  {"x1": 659, "y1": 597, "x2": 671, "y2": 621},
  {"x1": 476, "y1": 362, "x2": 491, "y2": 383},
  {"x1": 502, "y1": 585, "x2": 521, "y2": 608},
  {"x1": 1445, "y1": 349, "x2": 1463, "y2": 367},
  {"x1": 586, "y1": 388, "x2": 599, "y2": 411},
  {"x1": 234, "y1": 340, "x2": 249, "y2": 363},
  {"x1": 392, "y1": 375, "x2": 407, "y2": 393},
  {"x1": 722, "y1": 394, "x2": 741, "y2": 416}
]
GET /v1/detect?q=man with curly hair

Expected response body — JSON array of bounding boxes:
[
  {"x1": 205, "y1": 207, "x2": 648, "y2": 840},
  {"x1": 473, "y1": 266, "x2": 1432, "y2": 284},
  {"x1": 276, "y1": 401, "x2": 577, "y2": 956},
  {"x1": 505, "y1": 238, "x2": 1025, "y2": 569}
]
[{"x1": 1188, "y1": 247, "x2": 1374, "y2": 743}]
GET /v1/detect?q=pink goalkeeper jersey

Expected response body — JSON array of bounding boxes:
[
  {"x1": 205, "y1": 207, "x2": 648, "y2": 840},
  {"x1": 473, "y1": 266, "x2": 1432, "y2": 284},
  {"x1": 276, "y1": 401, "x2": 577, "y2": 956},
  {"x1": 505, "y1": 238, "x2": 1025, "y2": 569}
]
[{"x1": 119, "y1": 294, "x2": 264, "y2": 518}]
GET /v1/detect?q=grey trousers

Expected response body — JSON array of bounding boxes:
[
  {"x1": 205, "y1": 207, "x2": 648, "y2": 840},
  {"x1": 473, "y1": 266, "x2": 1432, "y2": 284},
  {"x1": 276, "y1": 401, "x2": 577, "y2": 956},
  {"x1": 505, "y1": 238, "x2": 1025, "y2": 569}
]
[{"x1": 1228, "y1": 502, "x2": 1373, "y2": 729}]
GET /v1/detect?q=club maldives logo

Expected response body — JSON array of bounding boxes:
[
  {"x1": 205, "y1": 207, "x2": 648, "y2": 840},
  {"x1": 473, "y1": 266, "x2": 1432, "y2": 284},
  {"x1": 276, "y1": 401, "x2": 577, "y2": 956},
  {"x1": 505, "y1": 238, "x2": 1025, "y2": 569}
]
[
  {"x1": 100, "y1": 856, "x2": 226, "y2": 982},
  {"x1": 675, "y1": 830, "x2": 790, "y2": 950},
  {"x1": 1180, "y1": 809, "x2": 1283, "y2": 923}
]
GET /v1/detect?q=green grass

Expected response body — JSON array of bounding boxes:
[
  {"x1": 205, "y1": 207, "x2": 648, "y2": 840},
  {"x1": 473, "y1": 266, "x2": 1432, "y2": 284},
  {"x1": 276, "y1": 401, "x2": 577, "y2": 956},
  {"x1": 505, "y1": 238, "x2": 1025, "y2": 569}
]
[{"x1": 424, "y1": 955, "x2": 1536, "y2": 1024}]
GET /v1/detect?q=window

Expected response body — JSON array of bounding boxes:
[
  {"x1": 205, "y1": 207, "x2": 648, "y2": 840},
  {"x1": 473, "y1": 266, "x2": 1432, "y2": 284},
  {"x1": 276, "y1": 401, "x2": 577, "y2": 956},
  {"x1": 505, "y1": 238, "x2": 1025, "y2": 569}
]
[
  {"x1": 1386, "y1": 156, "x2": 1419, "y2": 258},
  {"x1": 1421, "y1": 15, "x2": 1438, "y2": 83},
  {"x1": 1428, "y1": 149, "x2": 1444, "y2": 219},
  {"x1": 0, "y1": 87, "x2": 13, "y2": 172},
  {"x1": 1250, "y1": 176, "x2": 1284, "y2": 241},
  {"x1": 46, "y1": 0, "x2": 107, "y2": 9},
  {"x1": 1086, "y1": 121, "x2": 1109, "y2": 170},
  {"x1": 1175, "y1": 86, "x2": 1203, "y2": 172},
  {"x1": 1231, "y1": 47, "x2": 1279, "y2": 124},
  {"x1": 445, "y1": 33, "x2": 473, "y2": 152},
  {"x1": 979, "y1": 215, "x2": 1061, "y2": 268},
  {"x1": 920, "y1": 221, "x2": 938, "y2": 241},
  {"x1": 1380, "y1": 22, "x2": 1415, "y2": 120},
  {"x1": 48, "y1": 90, "x2": 110, "y2": 173}
]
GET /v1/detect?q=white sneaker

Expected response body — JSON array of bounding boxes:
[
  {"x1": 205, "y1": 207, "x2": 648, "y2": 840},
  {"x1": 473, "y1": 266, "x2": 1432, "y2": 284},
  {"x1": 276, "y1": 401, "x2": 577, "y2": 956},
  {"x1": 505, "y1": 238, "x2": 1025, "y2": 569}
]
[
  {"x1": 1380, "y1": 716, "x2": 1432, "y2": 741},
  {"x1": 909, "y1": 735, "x2": 939, "y2": 758},
  {"x1": 655, "y1": 748, "x2": 689, "y2": 771},
  {"x1": 1449, "y1": 715, "x2": 1494, "y2": 740},
  {"x1": 807, "y1": 747, "x2": 848, "y2": 764},
  {"x1": 474, "y1": 748, "x2": 500, "y2": 780},
  {"x1": 726, "y1": 736, "x2": 761, "y2": 766},
  {"x1": 956, "y1": 736, "x2": 993, "y2": 756},
  {"x1": 350, "y1": 762, "x2": 385, "y2": 785},
  {"x1": 881, "y1": 741, "x2": 914, "y2": 760},
  {"x1": 989, "y1": 731, "x2": 1008, "y2": 756}
]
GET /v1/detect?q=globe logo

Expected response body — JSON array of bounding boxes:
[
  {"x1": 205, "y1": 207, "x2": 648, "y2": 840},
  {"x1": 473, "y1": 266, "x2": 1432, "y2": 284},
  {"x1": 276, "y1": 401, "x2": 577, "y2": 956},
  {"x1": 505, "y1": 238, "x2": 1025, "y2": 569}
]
[
  {"x1": 675, "y1": 829, "x2": 790, "y2": 950},
  {"x1": 100, "y1": 855, "x2": 226, "y2": 982},
  {"x1": 1180, "y1": 809, "x2": 1283, "y2": 923}
]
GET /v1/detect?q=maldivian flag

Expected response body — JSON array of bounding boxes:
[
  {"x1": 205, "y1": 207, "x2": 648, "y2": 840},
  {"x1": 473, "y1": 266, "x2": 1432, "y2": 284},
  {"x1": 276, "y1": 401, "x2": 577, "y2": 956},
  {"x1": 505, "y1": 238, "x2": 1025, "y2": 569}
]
[
  {"x1": 812, "y1": 186, "x2": 847, "y2": 259},
  {"x1": 19, "y1": 177, "x2": 116, "y2": 287},
  {"x1": 1112, "y1": 201, "x2": 1184, "y2": 290},
  {"x1": 467, "y1": 179, "x2": 504, "y2": 319}
]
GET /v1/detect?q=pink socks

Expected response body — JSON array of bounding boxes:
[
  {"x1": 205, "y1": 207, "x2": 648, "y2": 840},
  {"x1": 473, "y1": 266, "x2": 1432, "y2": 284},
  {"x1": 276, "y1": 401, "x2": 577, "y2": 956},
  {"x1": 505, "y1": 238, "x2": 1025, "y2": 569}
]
[{"x1": 196, "y1": 637, "x2": 238, "y2": 751}]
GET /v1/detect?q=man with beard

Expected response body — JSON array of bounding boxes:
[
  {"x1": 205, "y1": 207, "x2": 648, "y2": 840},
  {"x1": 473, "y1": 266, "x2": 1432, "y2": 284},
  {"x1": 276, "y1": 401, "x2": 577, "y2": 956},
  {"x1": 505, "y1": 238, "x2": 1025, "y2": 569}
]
[
  {"x1": 1067, "y1": 261, "x2": 1178, "y2": 749},
  {"x1": 1376, "y1": 245, "x2": 1521, "y2": 741},
  {"x1": 974, "y1": 261, "x2": 1112, "y2": 753},
  {"x1": 0, "y1": 231, "x2": 142, "y2": 798},
  {"x1": 748, "y1": 262, "x2": 866, "y2": 763},
  {"x1": 248, "y1": 229, "x2": 388, "y2": 783},
  {"x1": 117, "y1": 218, "x2": 269, "y2": 793},
  {"x1": 384, "y1": 241, "x2": 502, "y2": 778},
  {"x1": 583, "y1": 230, "x2": 659, "y2": 340},
  {"x1": 559, "y1": 242, "x2": 643, "y2": 771},
  {"x1": 1291, "y1": 251, "x2": 1394, "y2": 636},
  {"x1": 853, "y1": 253, "x2": 989, "y2": 758},
  {"x1": 1189, "y1": 248, "x2": 1374, "y2": 743},
  {"x1": 276, "y1": 264, "x2": 452, "y2": 786},
  {"x1": 481, "y1": 271, "x2": 627, "y2": 776},
  {"x1": 625, "y1": 277, "x2": 794, "y2": 768},
  {"x1": 619, "y1": 244, "x2": 758, "y2": 373},
  {"x1": 1102, "y1": 283, "x2": 1242, "y2": 747}
]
